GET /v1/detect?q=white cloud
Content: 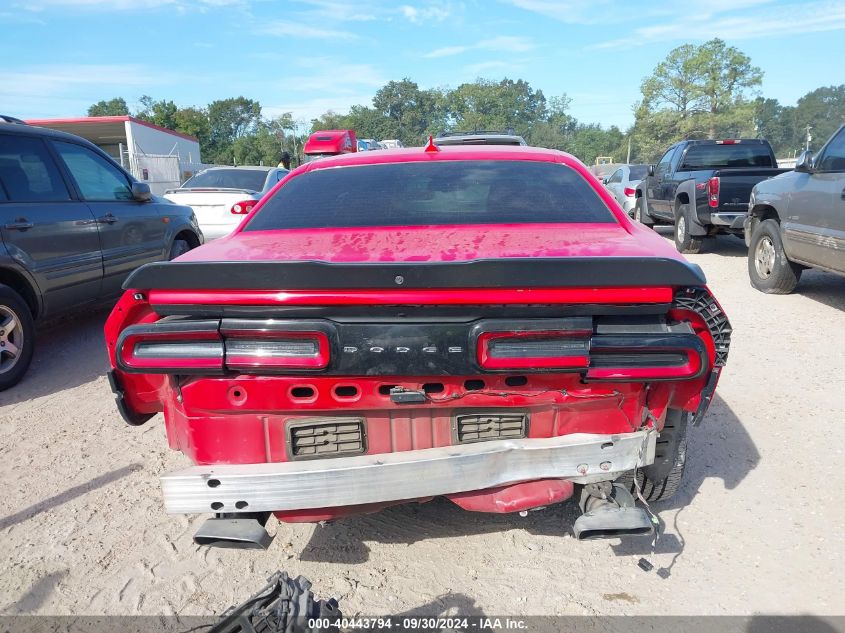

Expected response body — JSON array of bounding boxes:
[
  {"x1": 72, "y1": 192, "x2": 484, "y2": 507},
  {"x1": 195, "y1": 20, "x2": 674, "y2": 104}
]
[
  {"x1": 504, "y1": 0, "x2": 776, "y2": 24},
  {"x1": 464, "y1": 60, "x2": 519, "y2": 75},
  {"x1": 424, "y1": 35, "x2": 535, "y2": 58},
  {"x1": 592, "y1": 0, "x2": 845, "y2": 49},
  {"x1": 257, "y1": 20, "x2": 360, "y2": 40},
  {"x1": 0, "y1": 64, "x2": 172, "y2": 119},
  {"x1": 22, "y1": 0, "x2": 244, "y2": 10},
  {"x1": 400, "y1": 2, "x2": 454, "y2": 24},
  {"x1": 294, "y1": 0, "x2": 379, "y2": 21},
  {"x1": 264, "y1": 93, "x2": 376, "y2": 123}
]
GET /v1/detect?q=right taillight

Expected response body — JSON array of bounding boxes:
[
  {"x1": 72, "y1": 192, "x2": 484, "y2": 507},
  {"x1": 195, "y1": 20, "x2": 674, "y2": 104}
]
[
  {"x1": 477, "y1": 330, "x2": 591, "y2": 370},
  {"x1": 707, "y1": 176, "x2": 720, "y2": 208},
  {"x1": 230, "y1": 200, "x2": 257, "y2": 214},
  {"x1": 623, "y1": 187, "x2": 636, "y2": 197}
]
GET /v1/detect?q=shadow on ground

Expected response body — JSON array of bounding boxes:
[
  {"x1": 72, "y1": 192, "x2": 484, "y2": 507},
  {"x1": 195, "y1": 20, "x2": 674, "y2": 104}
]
[
  {"x1": 793, "y1": 270, "x2": 845, "y2": 312},
  {"x1": 299, "y1": 394, "x2": 758, "y2": 565},
  {"x1": 0, "y1": 463, "x2": 142, "y2": 531},
  {"x1": 654, "y1": 226, "x2": 747, "y2": 257},
  {"x1": 1, "y1": 570, "x2": 68, "y2": 614},
  {"x1": 0, "y1": 308, "x2": 110, "y2": 406}
]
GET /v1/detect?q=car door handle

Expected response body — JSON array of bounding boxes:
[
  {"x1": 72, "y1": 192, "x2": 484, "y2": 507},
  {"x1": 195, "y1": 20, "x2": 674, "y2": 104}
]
[
  {"x1": 97, "y1": 214, "x2": 118, "y2": 224},
  {"x1": 4, "y1": 220, "x2": 34, "y2": 231}
]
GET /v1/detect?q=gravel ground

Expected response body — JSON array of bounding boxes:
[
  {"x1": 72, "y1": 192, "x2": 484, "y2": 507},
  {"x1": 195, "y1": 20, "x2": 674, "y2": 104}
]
[{"x1": 2, "y1": 230, "x2": 844, "y2": 618}]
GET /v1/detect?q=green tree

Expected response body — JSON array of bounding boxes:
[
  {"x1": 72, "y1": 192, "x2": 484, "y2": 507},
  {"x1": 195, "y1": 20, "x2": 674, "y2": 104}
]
[
  {"x1": 172, "y1": 107, "x2": 211, "y2": 150},
  {"x1": 87, "y1": 97, "x2": 129, "y2": 117},
  {"x1": 444, "y1": 78, "x2": 546, "y2": 138},
  {"x1": 371, "y1": 79, "x2": 445, "y2": 145},
  {"x1": 634, "y1": 39, "x2": 763, "y2": 159},
  {"x1": 793, "y1": 85, "x2": 845, "y2": 152},
  {"x1": 136, "y1": 95, "x2": 179, "y2": 130},
  {"x1": 206, "y1": 97, "x2": 262, "y2": 164}
]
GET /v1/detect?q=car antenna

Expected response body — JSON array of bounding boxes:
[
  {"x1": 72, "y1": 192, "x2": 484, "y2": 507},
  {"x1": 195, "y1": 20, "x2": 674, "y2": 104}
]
[{"x1": 424, "y1": 135, "x2": 440, "y2": 152}]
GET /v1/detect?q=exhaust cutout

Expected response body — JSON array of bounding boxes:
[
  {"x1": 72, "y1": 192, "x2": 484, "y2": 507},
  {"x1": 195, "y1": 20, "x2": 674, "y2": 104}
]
[
  {"x1": 194, "y1": 512, "x2": 274, "y2": 550},
  {"x1": 573, "y1": 483, "x2": 654, "y2": 540}
]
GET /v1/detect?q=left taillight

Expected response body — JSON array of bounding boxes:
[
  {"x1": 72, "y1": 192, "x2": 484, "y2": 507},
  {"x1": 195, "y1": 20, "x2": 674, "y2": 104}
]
[
  {"x1": 623, "y1": 187, "x2": 636, "y2": 197},
  {"x1": 116, "y1": 319, "x2": 332, "y2": 374},
  {"x1": 221, "y1": 320, "x2": 329, "y2": 371},
  {"x1": 117, "y1": 320, "x2": 224, "y2": 374},
  {"x1": 231, "y1": 200, "x2": 257, "y2": 214}
]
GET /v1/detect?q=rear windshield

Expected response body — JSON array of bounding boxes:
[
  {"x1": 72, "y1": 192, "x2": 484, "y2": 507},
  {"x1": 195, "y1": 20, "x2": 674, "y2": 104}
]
[
  {"x1": 681, "y1": 144, "x2": 774, "y2": 169},
  {"x1": 628, "y1": 165, "x2": 648, "y2": 180},
  {"x1": 245, "y1": 160, "x2": 615, "y2": 231},
  {"x1": 181, "y1": 169, "x2": 269, "y2": 192}
]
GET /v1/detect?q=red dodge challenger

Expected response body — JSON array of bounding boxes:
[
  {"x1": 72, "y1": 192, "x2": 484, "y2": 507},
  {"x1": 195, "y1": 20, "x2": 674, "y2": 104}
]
[{"x1": 105, "y1": 143, "x2": 731, "y2": 549}]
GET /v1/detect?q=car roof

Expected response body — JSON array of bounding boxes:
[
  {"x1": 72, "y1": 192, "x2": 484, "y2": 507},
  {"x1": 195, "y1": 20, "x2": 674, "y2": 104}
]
[
  {"x1": 201, "y1": 165, "x2": 275, "y2": 172},
  {"x1": 434, "y1": 133, "x2": 527, "y2": 146},
  {"x1": 294, "y1": 144, "x2": 584, "y2": 173}
]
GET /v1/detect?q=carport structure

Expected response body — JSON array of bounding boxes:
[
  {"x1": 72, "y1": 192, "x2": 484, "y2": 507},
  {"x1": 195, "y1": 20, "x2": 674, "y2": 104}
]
[{"x1": 25, "y1": 115, "x2": 206, "y2": 194}]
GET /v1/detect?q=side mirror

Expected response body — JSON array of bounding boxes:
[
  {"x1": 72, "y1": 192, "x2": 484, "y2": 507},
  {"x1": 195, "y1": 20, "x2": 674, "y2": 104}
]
[
  {"x1": 647, "y1": 164, "x2": 655, "y2": 177},
  {"x1": 794, "y1": 150, "x2": 814, "y2": 173},
  {"x1": 132, "y1": 182, "x2": 152, "y2": 202}
]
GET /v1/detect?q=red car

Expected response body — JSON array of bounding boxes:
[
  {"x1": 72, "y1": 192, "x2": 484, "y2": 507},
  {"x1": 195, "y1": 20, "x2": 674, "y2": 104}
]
[{"x1": 105, "y1": 145, "x2": 731, "y2": 549}]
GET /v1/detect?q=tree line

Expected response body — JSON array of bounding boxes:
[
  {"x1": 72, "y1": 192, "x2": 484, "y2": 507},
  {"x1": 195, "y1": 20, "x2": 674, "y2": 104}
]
[{"x1": 88, "y1": 38, "x2": 845, "y2": 167}]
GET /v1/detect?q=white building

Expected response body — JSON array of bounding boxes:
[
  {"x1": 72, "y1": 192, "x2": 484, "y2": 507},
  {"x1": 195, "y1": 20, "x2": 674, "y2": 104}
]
[{"x1": 25, "y1": 116, "x2": 207, "y2": 194}]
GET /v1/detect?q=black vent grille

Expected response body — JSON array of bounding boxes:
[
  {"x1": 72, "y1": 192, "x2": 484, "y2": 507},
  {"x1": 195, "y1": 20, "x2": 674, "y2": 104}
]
[
  {"x1": 288, "y1": 418, "x2": 365, "y2": 459},
  {"x1": 454, "y1": 412, "x2": 528, "y2": 443},
  {"x1": 674, "y1": 287, "x2": 732, "y2": 366}
]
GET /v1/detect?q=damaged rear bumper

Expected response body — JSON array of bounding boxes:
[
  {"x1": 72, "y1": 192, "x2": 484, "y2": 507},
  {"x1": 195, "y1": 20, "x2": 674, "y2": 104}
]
[{"x1": 160, "y1": 430, "x2": 656, "y2": 514}]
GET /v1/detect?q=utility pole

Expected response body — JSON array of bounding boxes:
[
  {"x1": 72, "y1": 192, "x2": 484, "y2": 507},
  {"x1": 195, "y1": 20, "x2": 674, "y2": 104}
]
[
  {"x1": 626, "y1": 137, "x2": 632, "y2": 164},
  {"x1": 805, "y1": 125, "x2": 813, "y2": 152}
]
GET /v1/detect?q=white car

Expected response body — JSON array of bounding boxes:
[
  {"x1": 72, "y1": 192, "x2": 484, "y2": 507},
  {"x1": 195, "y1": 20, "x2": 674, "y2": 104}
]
[
  {"x1": 164, "y1": 166, "x2": 288, "y2": 240},
  {"x1": 602, "y1": 164, "x2": 649, "y2": 215}
]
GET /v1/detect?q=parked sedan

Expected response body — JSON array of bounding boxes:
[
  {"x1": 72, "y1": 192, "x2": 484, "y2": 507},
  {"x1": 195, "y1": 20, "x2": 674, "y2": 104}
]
[
  {"x1": 603, "y1": 164, "x2": 649, "y2": 215},
  {"x1": 164, "y1": 166, "x2": 288, "y2": 240},
  {"x1": 0, "y1": 118, "x2": 202, "y2": 390}
]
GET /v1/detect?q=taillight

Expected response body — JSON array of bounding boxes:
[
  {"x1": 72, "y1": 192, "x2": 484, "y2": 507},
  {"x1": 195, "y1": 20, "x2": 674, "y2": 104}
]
[
  {"x1": 117, "y1": 320, "x2": 333, "y2": 374},
  {"x1": 117, "y1": 321, "x2": 224, "y2": 374},
  {"x1": 623, "y1": 187, "x2": 636, "y2": 197},
  {"x1": 586, "y1": 333, "x2": 707, "y2": 381},
  {"x1": 477, "y1": 330, "x2": 591, "y2": 370},
  {"x1": 231, "y1": 200, "x2": 257, "y2": 214},
  {"x1": 474, "y1": 320, "x2": 592, "y2": 371},
  {"x1": 223, "y1": 331, "x2": 329, "y2": 371},
  {"x1": 715, "y1": 139, "x2": 740, "y2": 144},
  {"x1": 708, "y1": 176, "x2": 720, "y2": 208}
]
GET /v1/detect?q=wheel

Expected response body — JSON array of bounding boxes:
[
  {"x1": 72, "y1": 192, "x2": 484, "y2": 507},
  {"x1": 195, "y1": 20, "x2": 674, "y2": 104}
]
[
  {"x1": 169, "y1": 238, "x2": 191, "y2": 260},
  {"x1": 0, "y1": 284, "x2": 36, "y2": 391},
  {"x1": 748, "y1": 219, "x2": 802, "y2": 294},
  {"x1": 634, "y1": 197, "x2": 653, "y2": 227},
  {"x1": 618, "y1": 409, "x2": 689, "y2": 502},
  {"x1": 674, "y1": 204, "x2": 704, "y2": 254}
]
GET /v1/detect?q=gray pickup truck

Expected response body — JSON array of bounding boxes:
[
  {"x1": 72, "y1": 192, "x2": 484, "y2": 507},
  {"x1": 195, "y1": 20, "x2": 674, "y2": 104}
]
[
  {"x1": 745, "y1": 123, "x2": 845, "y2": 294},
  {"x1": 635, "y1": 138, "x2": 789, "y2": 253}
]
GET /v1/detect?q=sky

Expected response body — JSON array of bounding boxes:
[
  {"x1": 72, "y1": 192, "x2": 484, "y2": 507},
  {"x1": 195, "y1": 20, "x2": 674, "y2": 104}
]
[{"x1": 2, "y1": 0, "x2": 845, "y2": 131}]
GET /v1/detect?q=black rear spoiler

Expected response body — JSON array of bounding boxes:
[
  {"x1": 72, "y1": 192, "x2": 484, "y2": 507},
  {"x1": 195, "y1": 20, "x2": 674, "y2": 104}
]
[{"x1": 124, "y1": 258, "x2": 706, "y2": 291}]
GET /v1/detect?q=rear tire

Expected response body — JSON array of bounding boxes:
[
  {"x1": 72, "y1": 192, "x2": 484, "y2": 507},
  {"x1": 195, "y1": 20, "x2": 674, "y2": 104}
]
[
  {"x1": 674, "y1": 204, "x2": 704, "y2": 254},
  {"x1": 634, "y1": 197, "x2": 653, "y2": 227},
  {"x1": 169, "y1": 238, "x2": 191, "y2": 261},
  {"x1": 748, "y1": 219, "x2": 802, "y2": 294},
  {"x1": 618, "y1": 409, "x2": 689, "y2": 502},
  {"x1": 0, "y1": 284, "x2": 36, "y2": 391}
]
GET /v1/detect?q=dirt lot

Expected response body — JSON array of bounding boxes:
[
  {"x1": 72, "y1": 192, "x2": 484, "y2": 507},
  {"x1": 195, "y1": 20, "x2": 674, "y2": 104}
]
[{"x1": 2, "y1": 231, "x2": 844, "y2": 618}]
